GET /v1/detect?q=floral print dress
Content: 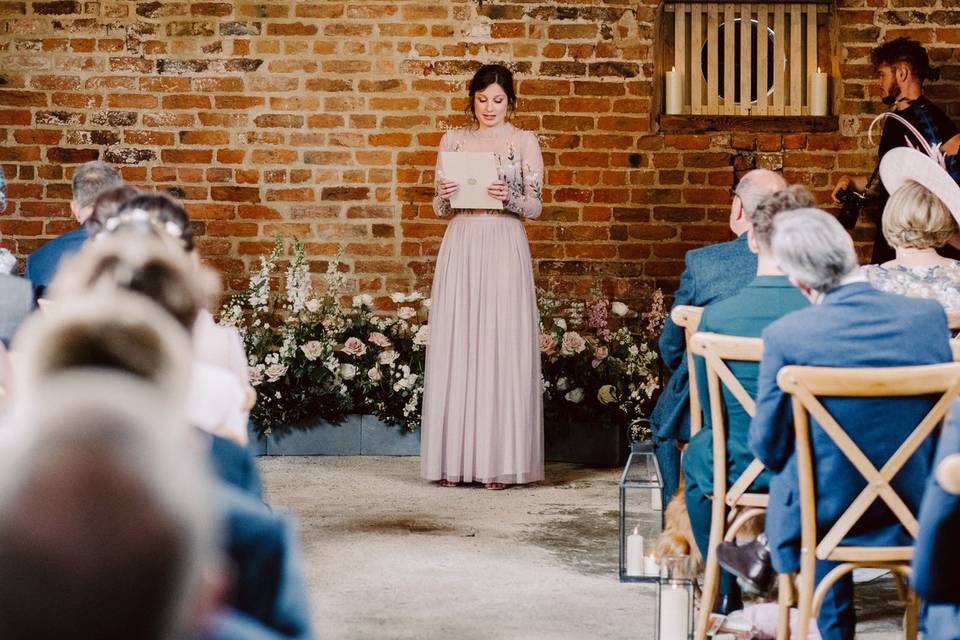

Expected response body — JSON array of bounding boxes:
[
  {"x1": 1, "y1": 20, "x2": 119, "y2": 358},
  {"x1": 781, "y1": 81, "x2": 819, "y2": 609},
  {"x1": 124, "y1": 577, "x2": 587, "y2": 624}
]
[{"x1": 861, "y1": 262, "x2": 960, "y2": 311}]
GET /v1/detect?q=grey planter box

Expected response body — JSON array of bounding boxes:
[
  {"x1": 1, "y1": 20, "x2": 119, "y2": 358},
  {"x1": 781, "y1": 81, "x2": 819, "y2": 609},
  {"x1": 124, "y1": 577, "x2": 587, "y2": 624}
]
[
  {"x1": 250, "y1": 414, "x2": 420, "y2": 456},
  {"x1": 544, "y1": 419, "x2": 629, "y2": 467}
]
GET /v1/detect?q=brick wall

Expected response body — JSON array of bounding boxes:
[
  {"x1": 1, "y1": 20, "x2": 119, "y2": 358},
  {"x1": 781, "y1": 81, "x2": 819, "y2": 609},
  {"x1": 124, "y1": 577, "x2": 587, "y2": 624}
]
[{"x1": 0, "y1": 1, "x2": 957, "y2": 303}]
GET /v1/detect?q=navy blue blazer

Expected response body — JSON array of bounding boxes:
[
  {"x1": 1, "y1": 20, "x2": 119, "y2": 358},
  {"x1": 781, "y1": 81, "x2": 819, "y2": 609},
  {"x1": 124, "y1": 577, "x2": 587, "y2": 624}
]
[
  {"x1": 913, "y1": 399, "x2": 960, "y2": 603},
  {"x1": 25, "y1": 226, "x2": 87, "y2": 298},
  {"x1": 651, "y1": 233, "x2": 757, "y2": 442},
  {"x1": 750, "y1": 282, "x2": 952, "y2": 573}
]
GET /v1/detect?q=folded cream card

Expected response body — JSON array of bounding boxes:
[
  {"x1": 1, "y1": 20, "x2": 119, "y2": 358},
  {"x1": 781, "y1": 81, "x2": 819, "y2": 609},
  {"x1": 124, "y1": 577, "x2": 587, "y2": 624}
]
[{"x1": 439, "y1": 151, "x2": 503, "y2": 210}]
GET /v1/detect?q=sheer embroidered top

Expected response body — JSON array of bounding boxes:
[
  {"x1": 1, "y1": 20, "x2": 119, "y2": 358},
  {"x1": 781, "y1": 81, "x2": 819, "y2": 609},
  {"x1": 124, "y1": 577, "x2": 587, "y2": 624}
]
[
  {"x1": 861, "y1": 262, "x2": 960, "y2": 310},
  {"x1": 432, "y1": 123, "x2": 544, "y2": 219}
]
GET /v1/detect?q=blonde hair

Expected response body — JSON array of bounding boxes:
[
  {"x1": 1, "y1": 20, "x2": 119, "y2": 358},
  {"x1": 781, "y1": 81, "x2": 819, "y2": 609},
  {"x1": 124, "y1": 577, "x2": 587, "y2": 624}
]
[{"x1": 882, "y1": 179, "x2": 958, "y2": 250}]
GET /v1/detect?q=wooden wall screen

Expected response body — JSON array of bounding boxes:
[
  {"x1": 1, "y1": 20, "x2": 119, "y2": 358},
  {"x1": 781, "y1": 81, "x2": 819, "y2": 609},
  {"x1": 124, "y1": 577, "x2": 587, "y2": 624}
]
[{"x1": 664, "y1": 2, "x2": 829, "y2": 116}]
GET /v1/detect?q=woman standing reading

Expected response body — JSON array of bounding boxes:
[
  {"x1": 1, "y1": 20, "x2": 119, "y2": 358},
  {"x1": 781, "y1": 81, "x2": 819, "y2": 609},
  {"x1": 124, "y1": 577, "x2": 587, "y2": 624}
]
[{"x1": 420, "y1": 64, "x2": 545, "y2": 490}]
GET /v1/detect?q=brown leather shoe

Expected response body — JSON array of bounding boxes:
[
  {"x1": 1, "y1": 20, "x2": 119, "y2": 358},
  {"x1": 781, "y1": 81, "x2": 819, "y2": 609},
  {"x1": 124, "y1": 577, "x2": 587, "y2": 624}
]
[{"x1": 715, "y1": 534, "x2": 774, "y2": 596}]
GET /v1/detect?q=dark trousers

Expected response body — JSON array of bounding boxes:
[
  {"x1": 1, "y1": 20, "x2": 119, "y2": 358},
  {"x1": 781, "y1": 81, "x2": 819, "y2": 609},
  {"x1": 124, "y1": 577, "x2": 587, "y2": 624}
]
[
  {"x1": 684, "y1": 465, "x2": 739, "y2": 597},
  {"x1": 814, "y1": 561, "x2": 856, "y2": 640},
  {"x1": 654, "y1": 436, "x2": 681, "y2": 507}
]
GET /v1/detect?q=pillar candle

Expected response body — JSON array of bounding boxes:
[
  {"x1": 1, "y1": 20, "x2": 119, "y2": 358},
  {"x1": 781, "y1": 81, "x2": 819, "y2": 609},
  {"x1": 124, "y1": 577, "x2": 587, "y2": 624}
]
[
  {"x1": 644, "y1": 554, "x2": 660, "y2": 577},
  {"x1": 658, "y1": 581, "x2": 692, "y2": 640},
  {"x1": 665, "y1": 66, "x2": 683, "y2": 115},
  {"x1": 811, "y1": 67, "x2": 828, "y2": 116},
  {"x1": 626, "y1": 527, "x2": 644, "y2": 576}
]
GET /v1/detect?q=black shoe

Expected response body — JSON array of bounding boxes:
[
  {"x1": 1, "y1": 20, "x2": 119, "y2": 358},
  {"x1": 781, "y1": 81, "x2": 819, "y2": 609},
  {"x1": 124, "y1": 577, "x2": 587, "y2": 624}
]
[
  {"x1": 716, "y1": 535, "x2": 774, "y2": 596},
  {"x1": 712, "y1": 593, "x2": 743, "y2": 616}
]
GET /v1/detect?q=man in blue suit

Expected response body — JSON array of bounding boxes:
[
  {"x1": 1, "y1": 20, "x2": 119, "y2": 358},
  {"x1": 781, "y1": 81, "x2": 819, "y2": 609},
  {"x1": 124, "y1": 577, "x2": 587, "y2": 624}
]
[
  {"x1": 25, "y1": 161, "x2": 121, "y2": 298},
  {"x1": 652, "y1": 169, "x2": 787, "y2": 500},
  {"x1": 683, "y1": 185, "x2": 813, "y2": 613},
  {"x1": 718, "y1": 209, "x2": 952, "y2": 640},
  {"x1": 912, "y1": 401, "x2": 960, "y2": 640}
]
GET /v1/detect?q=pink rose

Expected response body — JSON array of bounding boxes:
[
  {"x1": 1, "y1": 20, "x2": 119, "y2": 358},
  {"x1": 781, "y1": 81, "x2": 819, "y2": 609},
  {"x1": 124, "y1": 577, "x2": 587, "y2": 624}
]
[
  {"x1": 413, "y1": 325, "x2": 429, "y2": 346},
  {"x1": 540, "y1": 333, "x2": 557, "y2": 354},
  {"x1": 368, "y1": 367, "x2": 382, "y2": 381},
  {"x1": 378, "y1": 350, "x2": 399, "y2": 366},
  {"x1": 342, "y1": 337, "x2": 367, "y2": 357},
  {"x1": 397, "y1": 306, "x2": 417, "y2": 321},
  {"x1": 560, "y1": 331, "x2": 587, "y2": 356}
]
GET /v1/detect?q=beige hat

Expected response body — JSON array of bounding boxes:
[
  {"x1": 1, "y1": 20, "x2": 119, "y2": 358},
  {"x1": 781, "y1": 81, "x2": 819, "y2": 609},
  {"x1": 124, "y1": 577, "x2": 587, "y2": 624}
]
[{"x1": 880, "y1": 146, "x2": 960, "y2": 223}]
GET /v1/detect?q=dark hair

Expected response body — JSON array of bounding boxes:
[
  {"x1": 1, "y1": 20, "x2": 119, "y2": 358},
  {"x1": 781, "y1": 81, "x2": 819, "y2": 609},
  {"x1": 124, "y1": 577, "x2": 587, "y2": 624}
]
[
  {"x1": 110, "y1": 193, "x2": 194, "y2": 252},
  {"x1": 71, "y1": 161, "x2": 122, "y2": 210},
  {"x1": 87, "y1": 186, "x2": 140, "y2": 236},
  {"x1": 870, "y1": 37, "x2": 939, "y2": 83},
  {"x1": 466, "y1": 64, "x2": 517, "y2": 125}
]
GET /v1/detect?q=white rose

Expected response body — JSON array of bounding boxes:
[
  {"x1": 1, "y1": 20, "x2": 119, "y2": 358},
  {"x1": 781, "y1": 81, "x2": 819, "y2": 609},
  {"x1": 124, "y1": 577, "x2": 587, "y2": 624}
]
[
  {"x1": 300, "y1": 340, "x2": 324, "y2": 361},
  {"x1": 560, "y1": 331, "x2": 587, "y2": 355},
  {"x1": 423, "y1": 298, "x2": 431, "y2": 309},
  {"x1": 406, "y1": 291, "x2": 424, "y2": 301},
  {"x1": 565, "y1": 387, "x2": 585, "y2": 404},
  {"x1": 379, "y1": 350, "x2": 400, "y2": 366},
  {"x1": 397, "y1": 306, "x2": 417, "y2": 320},
  {"x1": 305, "y1": 298, "x2": 321, "y2": 313},
  {"x1": 361, "y1": 293, "x2": 374, "y2": 306},
  {"x1": 597, "y1": 384, "x2": 618, "y2": 405},
  {"x1": 556, "y1": 377, "x2": 570, "y2": 391},
  {"x1": 555, "y1": 318, "x2": 567, "y2": 330},
  {"x1": 339, "y1": 363, "x2": 357, "y2": 380},
  {"x1": 368, "y1": 332, "x2": 392, "y2": 348},
  {"x1": 390, "y1": 292, "x2": 407, "y2": 304},
  {"x1": 368, "y1": 367, "x2": 382, "y2": 381},
  {"x1": 611, "y1": 301, "x2": 629, "y2": 317},
  {"x1": 265, "y1": 363, "x2": 288, "y2": 383},
  {"x1": 413, "y1": 325, "x2": 429, "y2": 346}
]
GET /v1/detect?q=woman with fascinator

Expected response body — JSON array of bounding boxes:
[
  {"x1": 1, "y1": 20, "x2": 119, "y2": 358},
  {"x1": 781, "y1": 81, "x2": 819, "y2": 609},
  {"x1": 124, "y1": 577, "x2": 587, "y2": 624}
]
[{"x1": 861, "y1": 146, "x2": 960, "y2": 310}]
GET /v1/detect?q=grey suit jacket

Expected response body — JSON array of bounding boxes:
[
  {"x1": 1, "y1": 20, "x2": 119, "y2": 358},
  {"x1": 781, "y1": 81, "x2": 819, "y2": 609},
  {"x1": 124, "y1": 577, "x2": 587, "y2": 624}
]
[
  {"x1": 0, "y1": 274, "x2": 33, "y2": 346},
  {"x1": 651, "y1": 233, "x2": 757, "y2": 442}
]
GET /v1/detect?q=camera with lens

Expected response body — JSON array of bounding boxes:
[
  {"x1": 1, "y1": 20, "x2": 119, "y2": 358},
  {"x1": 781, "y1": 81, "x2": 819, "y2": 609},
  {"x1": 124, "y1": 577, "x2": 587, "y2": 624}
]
[{"x1": 836, "y1": 187, "x2": 866, "y2": 230}]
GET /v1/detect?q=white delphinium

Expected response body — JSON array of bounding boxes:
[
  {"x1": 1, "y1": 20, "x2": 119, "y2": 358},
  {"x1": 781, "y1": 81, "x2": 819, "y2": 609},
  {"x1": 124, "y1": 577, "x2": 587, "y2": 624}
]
[{"x1": 285, "y1": 244, "x2": 311, "y2": 313}]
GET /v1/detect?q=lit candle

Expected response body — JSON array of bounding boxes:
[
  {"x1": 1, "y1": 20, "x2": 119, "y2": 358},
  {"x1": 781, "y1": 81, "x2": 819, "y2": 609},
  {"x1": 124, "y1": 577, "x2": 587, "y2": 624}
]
[
  {"x1": 643, "y1": 554, "x2": 660, "y2": 577},
  {"x1": 811, "y1": 67, "x2": 828, "y2": 116},
  {"x1": 659, "y1": 581, "x2": 692, "y2": 640},
  {"x1": 626, "y1": 527, "x2": 644, "y2": 577},
  {"x1": 665, "y1": 66, "x2": 682, "y2": 115}
]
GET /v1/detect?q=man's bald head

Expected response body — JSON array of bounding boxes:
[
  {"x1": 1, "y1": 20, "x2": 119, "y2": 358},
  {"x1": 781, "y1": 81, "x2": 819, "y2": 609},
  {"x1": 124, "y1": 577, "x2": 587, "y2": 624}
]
[{"x1": 730, "y1": 169, "x2": 788, "y2": 236}]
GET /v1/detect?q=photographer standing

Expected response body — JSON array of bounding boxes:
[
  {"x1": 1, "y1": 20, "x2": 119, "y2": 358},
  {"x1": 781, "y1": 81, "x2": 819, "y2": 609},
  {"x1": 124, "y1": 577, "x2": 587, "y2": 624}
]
[{"x1": 832, "y1": 37, "x2": 960, "y2": 263}]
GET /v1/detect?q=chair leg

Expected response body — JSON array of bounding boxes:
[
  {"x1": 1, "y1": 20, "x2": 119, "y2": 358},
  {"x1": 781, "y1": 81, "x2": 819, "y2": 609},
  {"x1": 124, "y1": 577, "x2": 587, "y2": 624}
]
[
  {"x1": 695, "y1": 546, "x2": 722, "y2": 640},
  {"x1": 795, "y1": 552, "x2": 817, "y2": 640},
  {"x1": 904, "y1": 588, "x2": 919, "y2": 640},
  {"x1": 776, "y1": 573, "x2": 794, "y2": 640}
]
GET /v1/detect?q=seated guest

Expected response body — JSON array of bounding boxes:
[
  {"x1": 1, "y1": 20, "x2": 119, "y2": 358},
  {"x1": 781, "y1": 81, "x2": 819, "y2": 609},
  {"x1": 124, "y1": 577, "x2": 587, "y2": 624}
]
[
  {"x1": 12, "y1": 296, "x2": 312, "y2": 639},
  {"x1": 652, "y1": 169, "x2": 788, "y2": 499},
  {"x1": 91, "y1": 192, "x2": 255, "y2": 418},
  {"x1": 717, "y1": 208, "x2": 952, "y2": 640},
  {"x1": 862, "y1": 147, "x2": 960, "y2": 309},
  {"x1": 912, "y1": 400, "x2": 960, "y2": 640},
  {"x1": 25, "y1": 161, "x2": 121, "y2": 298},
  {"x1": 50, "y1": 230, "x2": 252, "y2": 447},
  {"x1": 0, "y1": 371, "x2": 221, "y2": 640},
  {"x1": 683, "y1": 185, "x2": 814, "y2": 613}
]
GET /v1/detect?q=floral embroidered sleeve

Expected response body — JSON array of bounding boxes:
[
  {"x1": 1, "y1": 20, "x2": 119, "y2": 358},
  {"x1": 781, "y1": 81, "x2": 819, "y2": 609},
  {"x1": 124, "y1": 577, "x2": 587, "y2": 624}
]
[
  {"x1": 504, "y1": 131, "x2": 544, "y2": 219},
  {"x1": 432, "y1": 130, "x2": 455, "y2": 218}
]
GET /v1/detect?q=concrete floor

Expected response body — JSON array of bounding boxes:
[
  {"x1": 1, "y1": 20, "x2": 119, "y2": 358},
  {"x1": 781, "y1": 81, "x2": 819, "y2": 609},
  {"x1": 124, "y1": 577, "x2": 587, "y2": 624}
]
[{"x1": 259, "y1": 457, "x2": 904, "y2": 639}]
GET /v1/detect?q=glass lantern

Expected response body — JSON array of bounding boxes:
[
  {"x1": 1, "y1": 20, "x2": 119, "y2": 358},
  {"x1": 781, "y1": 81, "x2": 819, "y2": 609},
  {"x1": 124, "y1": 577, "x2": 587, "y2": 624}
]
[
  {"x1": 618, "y1": 439, "x2": 664, "y2": 583},
  {"x1": 656, "y1": 555, "x2": 695, "y2": 640}
]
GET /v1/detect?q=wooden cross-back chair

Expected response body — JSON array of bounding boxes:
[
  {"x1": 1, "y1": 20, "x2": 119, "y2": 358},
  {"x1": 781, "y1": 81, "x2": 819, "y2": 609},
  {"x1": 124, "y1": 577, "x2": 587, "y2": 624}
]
[
  {"x1": 669, "y1": 305, "x2": 704, "y2": 436},
  {"x1": 689, "y1": 332, "x2": 788, "y2": 640},
  {"x1": 776, "y1": 362, "x2": 960, "y2": 640},
  {"x1": 947, "y1": 309, "x2": 960, "y2": 332}
]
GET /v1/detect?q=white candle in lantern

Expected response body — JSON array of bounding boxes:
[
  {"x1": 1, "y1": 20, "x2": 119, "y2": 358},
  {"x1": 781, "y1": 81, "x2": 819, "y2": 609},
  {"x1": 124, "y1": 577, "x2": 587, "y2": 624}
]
[
  {"x1": 626, "y1": 527, "x2": 644, "y2": 576},
  {"x1": 665, "y1": 66, "x2": 683, "y2": 115},
  {"x1": 811, "y1": 67, "x2": 828, "y2": 116},
  {"x1": 658, "y1": 581, "x2": 692, "y2": 640},
  {"x1": 643, "y1": 554, "x2": 660, "y2": 577}
]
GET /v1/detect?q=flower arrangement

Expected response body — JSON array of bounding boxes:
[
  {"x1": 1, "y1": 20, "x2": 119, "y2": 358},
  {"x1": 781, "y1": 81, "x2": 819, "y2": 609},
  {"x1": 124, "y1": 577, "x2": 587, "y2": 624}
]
[
  {"x1": 222, "y1": 240, "x2": 665, "y2": 441},
  {"x1": 538, "y1": 285, "x2": 665, "y2": 441}
]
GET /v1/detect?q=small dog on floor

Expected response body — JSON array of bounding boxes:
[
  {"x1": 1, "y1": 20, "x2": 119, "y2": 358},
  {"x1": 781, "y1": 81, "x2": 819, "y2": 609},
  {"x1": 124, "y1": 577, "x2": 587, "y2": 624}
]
[{"x1": 654, "y1": 475, "x2": 765, "y2": 574}]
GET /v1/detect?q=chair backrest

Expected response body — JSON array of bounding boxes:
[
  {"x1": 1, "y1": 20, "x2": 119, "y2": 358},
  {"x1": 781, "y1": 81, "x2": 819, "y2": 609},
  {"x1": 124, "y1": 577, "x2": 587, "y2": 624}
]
[
  {"x1": 670, "y1": 305, "x2": 704, "y2": 436},
  {"x1": 777, "y1": 362, "x2": 960, "y2": 561},
  {"x1": 689, "y1": 332, "x2": 765, "y2": 505},
  {"x1": 947, "y1": 309, "x2": 960, "y2": 331}
]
